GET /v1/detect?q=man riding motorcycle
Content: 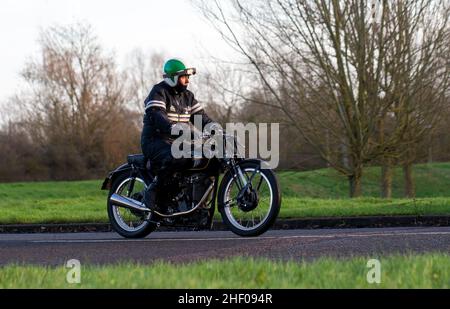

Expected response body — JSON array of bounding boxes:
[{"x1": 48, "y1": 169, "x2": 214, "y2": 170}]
[{"x1": 141, "y1": 59, "x2": 214, "y2": 211}]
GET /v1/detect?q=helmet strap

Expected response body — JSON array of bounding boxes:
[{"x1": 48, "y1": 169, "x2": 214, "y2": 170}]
[{"x1": 164, "y1": 75, "x2": 178, "y2": 87}]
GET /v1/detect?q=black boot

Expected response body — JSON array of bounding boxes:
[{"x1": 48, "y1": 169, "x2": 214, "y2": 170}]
[{"x1": 143, "y1": 177, "x2": 159, "y2": 210}]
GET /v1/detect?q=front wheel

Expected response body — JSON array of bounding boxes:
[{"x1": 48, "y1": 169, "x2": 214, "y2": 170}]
[
  {"x1": 218, "y1": 161, "x2": 281, "y2": 237},
  {"x1": 107, "y1": 172, "x2": 157, "y2": 238}
]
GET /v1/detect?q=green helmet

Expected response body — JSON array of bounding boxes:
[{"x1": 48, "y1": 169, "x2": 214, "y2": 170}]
[{"x1": 163, "y1": 59, "x2": 196, "y2": 87}]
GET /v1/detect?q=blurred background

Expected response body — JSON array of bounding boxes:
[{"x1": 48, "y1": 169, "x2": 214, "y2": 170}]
[{"x1": 0, "y1": 0, "x2": 448, "y2": 199}]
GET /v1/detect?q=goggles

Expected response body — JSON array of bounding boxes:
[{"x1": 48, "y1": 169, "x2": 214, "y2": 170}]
[{"x1": 164, "y1": 68, "x2": 197, "y2": 78}]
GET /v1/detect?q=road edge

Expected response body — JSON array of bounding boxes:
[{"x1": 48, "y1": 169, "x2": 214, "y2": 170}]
[{"x1": 0, "y1": 215, "x2": 449, "y2": 233}]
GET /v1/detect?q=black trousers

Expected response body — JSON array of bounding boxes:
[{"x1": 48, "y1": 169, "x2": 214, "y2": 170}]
[{"x1": 142, "y1": 138, "x2": 193, "y2": 182}]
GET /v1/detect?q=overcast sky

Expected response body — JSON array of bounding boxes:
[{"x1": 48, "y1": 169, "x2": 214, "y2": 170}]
[{"x1": 0, "y1": 0, "x2": 234, "y2": 103}]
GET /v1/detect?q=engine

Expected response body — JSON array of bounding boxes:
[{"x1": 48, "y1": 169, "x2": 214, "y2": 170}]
[{"x1": 165, "y1": 173, "x2": 213, "y2": 214}]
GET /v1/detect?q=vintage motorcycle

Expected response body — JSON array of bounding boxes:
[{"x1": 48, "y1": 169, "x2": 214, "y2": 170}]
[{"x1": 101, "y1": 132, "x2": 281, "y2": 238}]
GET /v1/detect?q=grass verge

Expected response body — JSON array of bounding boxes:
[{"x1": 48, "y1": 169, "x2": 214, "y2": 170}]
[
  {"x1": 0, "y1": 254, "x2": 448, "y2": 288},
  {"x1": 0, "y1": 196, "x2": 449, "y2": 224},
  {"x1": 0, "y1": 163, "x2": 449, "y2": 224}
]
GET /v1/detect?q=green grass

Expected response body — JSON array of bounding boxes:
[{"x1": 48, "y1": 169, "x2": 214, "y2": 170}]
[
  {"x1": 0, "y1": 163, "x2": 449, "y2": 224},
  {"x1": 0, "y1": 180, "x2": 107, "y2": 224},
  {"x1": 281, "y1": 197, "x2": 450, "y2": 218},
  {"x1": 279, "y1": 162, "x2": 450, "y2": 198},
  {"x1": 0, "y1": 254, "x2": 448, "y2": 288}
]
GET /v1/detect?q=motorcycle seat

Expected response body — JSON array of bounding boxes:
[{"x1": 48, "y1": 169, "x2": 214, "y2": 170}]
[{"x1": 127, "y1": 154, "x2": 151, "y2": 170}]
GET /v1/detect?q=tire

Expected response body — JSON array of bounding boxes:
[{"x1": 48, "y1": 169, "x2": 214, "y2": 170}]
[
  {"x1": 218, "y1": 161, "x2": 281, "y2": 237},
  {"x1": 107, "y1": 171, "x2": 157, "y2": 238}
]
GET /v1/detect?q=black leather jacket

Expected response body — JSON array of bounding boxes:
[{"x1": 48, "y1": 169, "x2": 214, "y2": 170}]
[{"x1": 141, "y1": 81, "x2": 213, "y2": 144}]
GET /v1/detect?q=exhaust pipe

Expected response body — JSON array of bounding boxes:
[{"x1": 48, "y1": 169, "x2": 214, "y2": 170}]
[
  {"x1": 110, "y1": 193, "x2": 150, "y2": 212},
  {"x1": 110, "y1": 182, "x2": 214, "y2": 218}
]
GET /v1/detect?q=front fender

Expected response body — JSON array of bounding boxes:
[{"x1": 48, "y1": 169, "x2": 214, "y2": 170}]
[
  {"x1": 100, "y1": 163, "x2": 131, "y2": 190},
  {"x1": 236, "y1": 158, "x2": 271, "y2": 170}
]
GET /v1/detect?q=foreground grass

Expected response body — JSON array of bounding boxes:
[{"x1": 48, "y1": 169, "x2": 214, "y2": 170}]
[
  {"x1": 0, "y1": 163, "x2": 449, "y2": 224},
  {"x1": 0, "y1": 254, "x2": 448, "y2": 288}
]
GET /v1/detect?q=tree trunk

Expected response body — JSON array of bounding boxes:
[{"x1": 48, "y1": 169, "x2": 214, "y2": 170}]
[
  {"x1": 428, "y1": 140, "x2": 433, "y2": 164},
  {"x1": 348, "y1": 167, "x2": 362, "y2": 198},
  {"x1": 381, "y1": 159, "x2": 393, "y2": 198},
  {"x1": 403, "y1": 163, "x2": 415, "y2": 198},
  {"x1": 378, "y1": 117, "x2": 393, "y2": 199}
]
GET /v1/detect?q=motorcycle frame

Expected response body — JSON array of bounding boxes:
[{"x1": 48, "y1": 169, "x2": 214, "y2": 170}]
[{"x1": 101, "y1": 157, "x2": 264, "y2": 230}]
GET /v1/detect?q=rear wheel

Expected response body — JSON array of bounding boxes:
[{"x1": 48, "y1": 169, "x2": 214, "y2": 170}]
[
  {"x1": 218, "y1": 162, "x2": 281, "y2": 237},
  {"x1": 107, "y1": 172, "x2": 157, "y2": 238}
]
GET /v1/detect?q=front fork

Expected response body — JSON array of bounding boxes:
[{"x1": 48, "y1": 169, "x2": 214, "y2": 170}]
[
  {"x1": 236, "y1": 166, "x2": 248, "y2": 188},
  {"x1": 232, "y1": 164, "x2": 261, "y2": 201}
]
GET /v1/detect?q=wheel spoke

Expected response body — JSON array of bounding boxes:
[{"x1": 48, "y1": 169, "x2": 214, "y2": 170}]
[
  {"x1": 112, "y1": 177, "x2": 149, "y2": 232},
  {"x1": 224, "y1": 199, "x2": 237, "y2": 208},
  {"x1": 256, "y1": 176, "x2": 264, "y2": 192},
  {"x1": 247, "y1": 170, "x2": 260, "y2": 188},
  {"x1": 223, "y1": 167, "x2": 275, "y2": 232}
]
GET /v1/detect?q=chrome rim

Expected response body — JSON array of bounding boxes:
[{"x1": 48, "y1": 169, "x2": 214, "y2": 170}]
[
  {"x1": 223, "y1": 168, "x2": 273, "y2": 231},
  {"x1": 112, "y1": 177, "x2": 149, "y2": 232}
]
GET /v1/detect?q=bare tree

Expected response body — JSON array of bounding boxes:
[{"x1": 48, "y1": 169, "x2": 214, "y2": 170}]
[
  {"x1": 378, "y1": 0, "x2": 450, "y2": 197},
  {"x1": 16, "y1": 23, "x2": 131, "y2": 178},
  {"x1": 194, "y1": 65, "x2": 245, "y2": 125},
  {"x1": 195, "y1": 0, "x2": 400, "y2": 197},
  {"x1": 124, "y1": 49, "x2": 165, "y2": 112},
  {"x1": 195, "y1": 0, "x2": 449, "y2": 197}
]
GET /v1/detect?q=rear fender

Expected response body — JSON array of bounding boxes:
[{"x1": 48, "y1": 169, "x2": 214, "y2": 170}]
[{"x1": 100, "y1": 163, "x2": 132, "y2": 191}]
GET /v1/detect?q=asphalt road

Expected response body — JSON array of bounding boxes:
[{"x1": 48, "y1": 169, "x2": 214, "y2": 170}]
[{"x1": 1, "y1": 227, "x2": 449, "y2": 266}]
